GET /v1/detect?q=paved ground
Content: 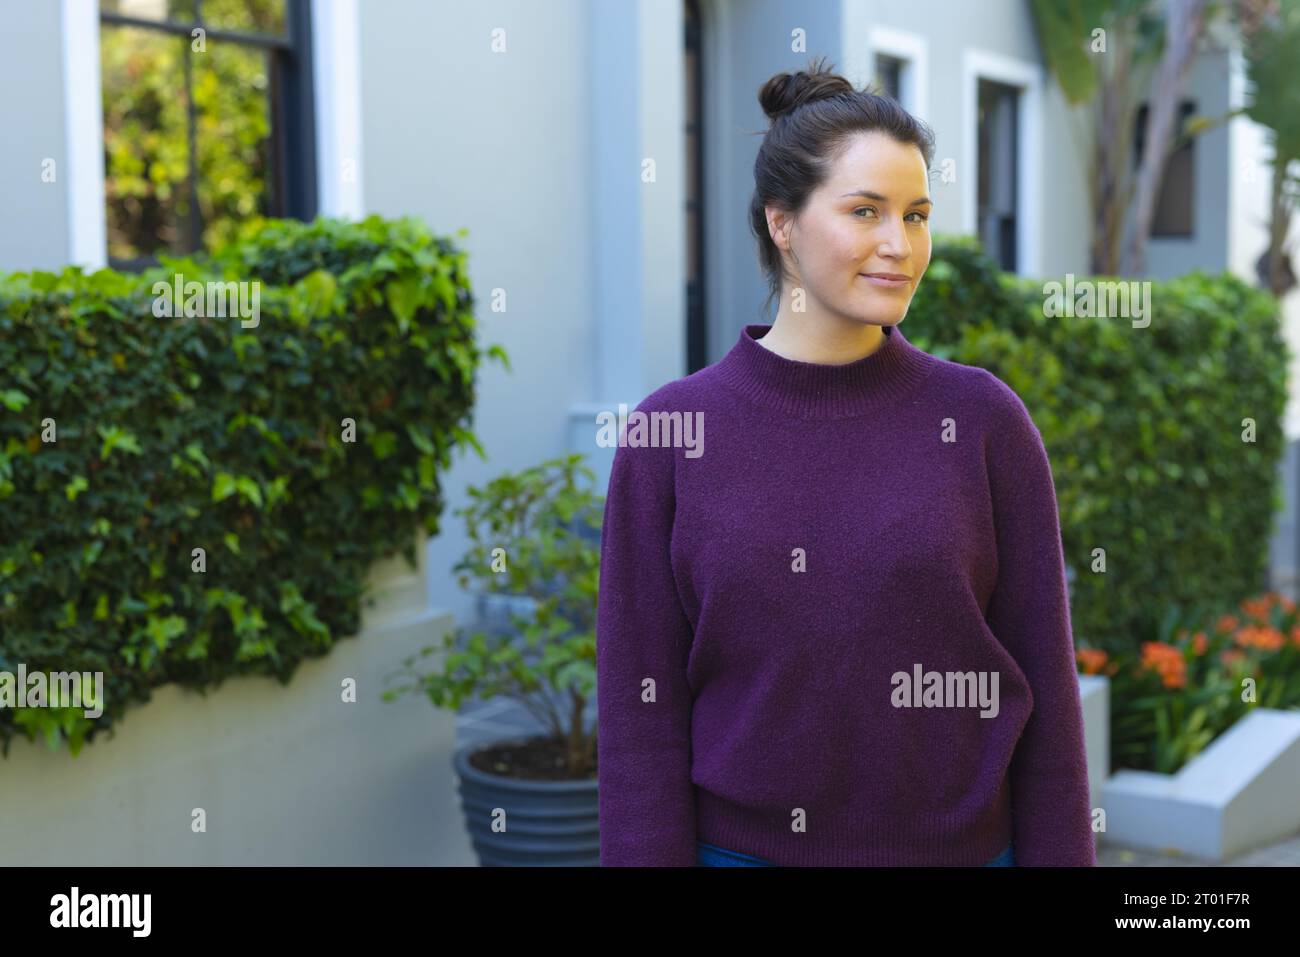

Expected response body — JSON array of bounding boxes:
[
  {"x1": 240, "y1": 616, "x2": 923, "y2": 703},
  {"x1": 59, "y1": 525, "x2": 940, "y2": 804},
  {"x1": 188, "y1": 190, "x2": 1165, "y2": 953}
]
[
  {"x1": 1098, "y1": 832, "x2": 1300, "y2": 866},
  {"x1": 458, "y1": 695, "x2": 1300, "y2": 867}
]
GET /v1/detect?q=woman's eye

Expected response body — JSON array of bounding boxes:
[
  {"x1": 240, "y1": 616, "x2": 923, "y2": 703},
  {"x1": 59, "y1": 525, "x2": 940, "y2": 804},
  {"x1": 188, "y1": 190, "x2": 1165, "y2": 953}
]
[{"x1": 854, "y1": 207, "x2": 928, "y2": 223}]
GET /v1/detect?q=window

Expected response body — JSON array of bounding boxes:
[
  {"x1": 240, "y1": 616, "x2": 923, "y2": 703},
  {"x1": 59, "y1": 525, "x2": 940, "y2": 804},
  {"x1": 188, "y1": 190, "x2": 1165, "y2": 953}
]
[
  {"x1": 875, "y1": 54, "x2": 903, "y2": 102},
  {"x1": 1133, "y1": 101, "x2": 1195, "y2": 238},
  {"x1": 866, "y1": 28, "x2": 928, "y2": 120},
  {"x1": 99, "y1": 0, "x2": 316, "y2": 269},
  {"x1": 977, "y1": 78, "x2": 1019, "y2": 272}
]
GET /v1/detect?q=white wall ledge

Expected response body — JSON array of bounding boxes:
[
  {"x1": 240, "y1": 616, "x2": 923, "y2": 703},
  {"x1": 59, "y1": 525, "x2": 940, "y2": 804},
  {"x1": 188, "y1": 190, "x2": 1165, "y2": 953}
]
[{"x1": 1101, "y1": 708, "x2": 1300, "y2": 860}]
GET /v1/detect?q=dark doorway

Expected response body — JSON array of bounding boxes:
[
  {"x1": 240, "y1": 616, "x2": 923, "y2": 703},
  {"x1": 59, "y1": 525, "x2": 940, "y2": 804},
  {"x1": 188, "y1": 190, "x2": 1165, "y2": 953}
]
[{"x1": 685, "y1": 0, "x2": 708, "y2": 373}]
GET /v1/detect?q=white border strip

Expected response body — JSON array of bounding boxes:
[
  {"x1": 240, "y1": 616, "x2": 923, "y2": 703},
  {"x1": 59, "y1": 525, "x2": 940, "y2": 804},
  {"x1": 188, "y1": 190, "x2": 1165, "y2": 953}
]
[
  {"x1": 61, "y1": 0, "x2": 107, "y2": 269},
  {"x1": 961, "y1": 49, "x2": 1042, "y2": 277},
  {"x1": 311, "y1": 0, "x2": 364, "y2": 218}
]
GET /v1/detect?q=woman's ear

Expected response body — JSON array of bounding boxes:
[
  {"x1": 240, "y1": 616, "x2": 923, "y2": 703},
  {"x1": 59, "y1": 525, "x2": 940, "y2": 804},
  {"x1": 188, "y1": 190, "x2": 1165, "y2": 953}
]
[
  {"x1": 765, "y1": 207, "x2": 791, "y2": 253},
  {"x1": 766, "y1": 208, "x2": 799, "y2": 267}
]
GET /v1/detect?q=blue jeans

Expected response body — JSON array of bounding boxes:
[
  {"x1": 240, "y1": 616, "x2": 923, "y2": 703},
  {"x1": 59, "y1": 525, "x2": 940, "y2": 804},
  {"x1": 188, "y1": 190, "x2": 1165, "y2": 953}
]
[{"x1": 696, "y1": 840, "x2": 1016, "y2": 866}]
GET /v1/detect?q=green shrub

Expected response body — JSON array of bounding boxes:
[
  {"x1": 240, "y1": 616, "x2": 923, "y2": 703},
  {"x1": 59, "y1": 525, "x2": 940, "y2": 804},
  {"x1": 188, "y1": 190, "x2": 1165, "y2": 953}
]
[
  {"x1": 907, "y1": 236, "x2": 1288, "y2": 654},
  {"x1": 0, "y1": 215, "x2": 505, "y2": 755}
]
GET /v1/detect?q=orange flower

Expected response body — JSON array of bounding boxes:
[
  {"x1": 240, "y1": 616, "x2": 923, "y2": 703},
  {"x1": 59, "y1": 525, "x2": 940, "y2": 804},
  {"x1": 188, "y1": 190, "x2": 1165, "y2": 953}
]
[
  {"x1": 1291, "y1": 625, "x2": 1300, "y2": 649},
  {"x1": 1076, "y1": 648, "x2": 1109, "y2": 675},
  {"x1": 1241, "y1": 595, "x2": 1273, "y2": 621},
  {"x1": 1280, "y1": 595, "x2": 1297, "y2": 615},
  {"x1": 1220, "y1": 649, "x2": 1246, "y2": 667},
  {"x1": 1140, "y1": 641, "x2": 1186, "y2": 689},
  {"x1": 1191, "y1": 631, "x2": 1208, "y2": 655},
  {"x1": 1215, "y1": 614, "x2": 1241, "y2": 634},
  {"x1": 1233, "y1": 625, "x2": 1284, "y2": 651}
]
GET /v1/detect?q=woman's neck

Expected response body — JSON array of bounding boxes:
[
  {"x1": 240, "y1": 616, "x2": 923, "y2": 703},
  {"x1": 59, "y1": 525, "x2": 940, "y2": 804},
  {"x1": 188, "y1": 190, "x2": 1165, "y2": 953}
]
[{"x1": 757, "y1": 311, "x2": 890, "y2": 365}]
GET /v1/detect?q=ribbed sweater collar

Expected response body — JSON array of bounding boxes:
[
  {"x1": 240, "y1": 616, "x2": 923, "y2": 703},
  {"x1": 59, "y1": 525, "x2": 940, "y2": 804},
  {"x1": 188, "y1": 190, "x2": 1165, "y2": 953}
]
[{"x1": 715, "y1": 322, "x2": 937, "y2": 419}]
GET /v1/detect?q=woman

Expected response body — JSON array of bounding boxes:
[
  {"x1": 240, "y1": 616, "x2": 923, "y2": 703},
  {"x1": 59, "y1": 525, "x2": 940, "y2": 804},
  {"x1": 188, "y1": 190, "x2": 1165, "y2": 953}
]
[{"x1": 596, "y1": 57, "x2": 1095, "y2": 867}]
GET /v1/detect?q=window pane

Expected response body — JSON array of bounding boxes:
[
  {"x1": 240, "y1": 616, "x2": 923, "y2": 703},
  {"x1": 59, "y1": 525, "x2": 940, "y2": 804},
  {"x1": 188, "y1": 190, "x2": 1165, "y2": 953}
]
[
  {"x1": 977, "y1": 79, "x2": 1019, "y2": 272},
  {"x1": 1134, "y1": 102, "x2": 1196, "y2": 238},
  {"x1": 192, "y1": 40, "x2": 274, "y2": 251},
  {"x1": 101, "y1": 0, "x2": 197, "y2": 22},
  {"x1": 1152, "y1": 148, "x2": 1194, "y2": 236},
  {"x1": 101, "y1": 25, "x2": 195, "y2": 262},
  {"x1": 875, "y1": 54, "x2": 903, "y2": 102},
  {"x1": 199, "y1": 0, "x2": 288, "y2": 36}
]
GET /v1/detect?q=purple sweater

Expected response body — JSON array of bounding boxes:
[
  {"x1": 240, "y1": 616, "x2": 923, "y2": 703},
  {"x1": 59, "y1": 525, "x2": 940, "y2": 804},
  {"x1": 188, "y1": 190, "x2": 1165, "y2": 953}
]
[{"x1": 595, "y1": 322, "x2": 1096, "y2": 867}]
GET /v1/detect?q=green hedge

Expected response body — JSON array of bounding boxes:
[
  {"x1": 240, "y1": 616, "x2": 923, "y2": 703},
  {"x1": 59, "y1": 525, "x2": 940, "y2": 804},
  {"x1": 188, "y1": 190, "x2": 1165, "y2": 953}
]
[
  {"x1": 0, "y1": 215, "x2": 504, "y2": 755},
  {"x1": 907, "y1": 235, "x2": 1288, "y2": 654}
]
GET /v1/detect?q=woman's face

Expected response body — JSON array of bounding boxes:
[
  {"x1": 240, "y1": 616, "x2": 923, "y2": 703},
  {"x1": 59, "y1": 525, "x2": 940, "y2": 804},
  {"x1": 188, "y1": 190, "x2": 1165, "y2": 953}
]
[{"x1": 769, "y1": 130, "x2": 932, "y2": 327}]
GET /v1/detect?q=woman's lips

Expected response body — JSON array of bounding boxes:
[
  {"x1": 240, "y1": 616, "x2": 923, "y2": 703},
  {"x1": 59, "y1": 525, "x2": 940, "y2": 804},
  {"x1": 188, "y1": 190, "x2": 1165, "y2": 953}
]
[{"x1": 859, "y1": 273, "x2": 910, "y2": 289}]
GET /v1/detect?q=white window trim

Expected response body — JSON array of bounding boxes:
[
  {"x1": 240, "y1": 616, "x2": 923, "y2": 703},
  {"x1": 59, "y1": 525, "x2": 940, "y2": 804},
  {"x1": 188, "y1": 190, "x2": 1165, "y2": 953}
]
[
  {"x1": 962, "y1": 49, "x2": 1043, "y2": 277},
  {"x1": 311, "y1": 0, "x2": 364, "y2": 219},
  {"x1": 865, "y1": 26, "x2": 930, "y2": 123},
  {"x1": 62, "y1": 0, "x2": 107, "y2": 270},
  {"x1": 61, "y1": 0, "x2": 362, "y2": 266}
]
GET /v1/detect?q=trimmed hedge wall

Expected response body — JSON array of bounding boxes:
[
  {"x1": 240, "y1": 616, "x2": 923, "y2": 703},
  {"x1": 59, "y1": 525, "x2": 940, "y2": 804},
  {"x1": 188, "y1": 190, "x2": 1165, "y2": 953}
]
[
  {"x1": 906, "y1": 235, "x2": 1288, "y2": 655},
  {"x1": 0, "y1": 216, "x2": 504, "y2": 755}
]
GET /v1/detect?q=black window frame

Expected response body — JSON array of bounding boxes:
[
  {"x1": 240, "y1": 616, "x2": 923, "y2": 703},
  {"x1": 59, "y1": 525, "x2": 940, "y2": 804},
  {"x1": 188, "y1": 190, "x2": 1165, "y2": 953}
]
[
  {"x1": 99, "y1": 0, "x2": 317, "y2": 271},
  {"x1": 1133, "y1": 100, "x2": 1196, "y2": 239}
]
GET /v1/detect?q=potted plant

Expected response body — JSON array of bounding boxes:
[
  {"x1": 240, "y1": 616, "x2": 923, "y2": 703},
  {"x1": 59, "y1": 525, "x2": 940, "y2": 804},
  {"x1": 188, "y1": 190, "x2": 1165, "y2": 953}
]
[{"x1": 384, "y1": 453, "x2": 603, "y2": 865}]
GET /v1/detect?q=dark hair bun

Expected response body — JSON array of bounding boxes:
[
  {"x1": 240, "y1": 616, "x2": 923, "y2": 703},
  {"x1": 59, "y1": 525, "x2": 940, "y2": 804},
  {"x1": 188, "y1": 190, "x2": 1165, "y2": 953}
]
[{"x1": 758, "y1": 55, "x2": 854, "y2": 122}]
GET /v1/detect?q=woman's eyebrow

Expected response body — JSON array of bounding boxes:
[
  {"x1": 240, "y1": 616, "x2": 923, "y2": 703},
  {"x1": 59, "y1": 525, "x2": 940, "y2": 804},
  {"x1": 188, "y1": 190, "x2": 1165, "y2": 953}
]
[{"x1": 840, "y1": 189, "x2": 933, "y2": 206}]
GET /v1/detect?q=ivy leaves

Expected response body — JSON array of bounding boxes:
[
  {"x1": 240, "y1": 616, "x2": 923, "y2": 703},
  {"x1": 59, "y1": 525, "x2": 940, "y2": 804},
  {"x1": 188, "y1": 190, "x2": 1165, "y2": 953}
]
[{"x1": 0, "y1": 215, "x2": 508, "y2": 756}]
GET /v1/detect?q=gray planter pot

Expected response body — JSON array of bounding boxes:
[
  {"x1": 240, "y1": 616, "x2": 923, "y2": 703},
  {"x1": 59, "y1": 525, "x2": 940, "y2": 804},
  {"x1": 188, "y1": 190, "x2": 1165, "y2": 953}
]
[
  {"x1": 474, "y1": 591, "x2": 539, "y2": 634},
  {"x1": 453, "y1": 742, "x2": 599, "y2": 866}
]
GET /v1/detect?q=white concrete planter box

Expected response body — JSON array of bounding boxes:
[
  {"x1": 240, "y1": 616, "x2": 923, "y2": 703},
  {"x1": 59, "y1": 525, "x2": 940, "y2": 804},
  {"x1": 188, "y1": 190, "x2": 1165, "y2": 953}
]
[
  {"x1": 1079, "y1": 675, "x2": 1110, "y2": 816},
  {"x1": 0, "y1": 533, "x2": 469, "y2": 865},
  {"x1": 1100, "y1": 708, "x2": 1300, "y2": 861}
]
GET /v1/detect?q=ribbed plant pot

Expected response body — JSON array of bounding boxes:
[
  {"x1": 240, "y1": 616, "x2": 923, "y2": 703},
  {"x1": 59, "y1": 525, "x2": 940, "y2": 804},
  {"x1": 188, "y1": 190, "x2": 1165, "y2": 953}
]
[{"x1": 453, "y1": 741, "x2": 599, "y2": 866}]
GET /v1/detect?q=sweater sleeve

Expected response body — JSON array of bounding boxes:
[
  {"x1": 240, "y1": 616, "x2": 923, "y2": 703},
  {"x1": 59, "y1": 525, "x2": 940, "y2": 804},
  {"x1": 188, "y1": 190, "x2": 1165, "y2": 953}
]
[
  {"x1": 596, "y1": 428, "x2": 697, "y2": 866},
  {"x1": 984, "y1": 386, "x2": 1096, "y2": 866}
]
